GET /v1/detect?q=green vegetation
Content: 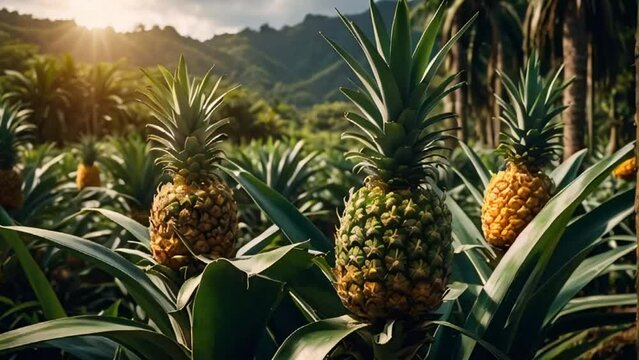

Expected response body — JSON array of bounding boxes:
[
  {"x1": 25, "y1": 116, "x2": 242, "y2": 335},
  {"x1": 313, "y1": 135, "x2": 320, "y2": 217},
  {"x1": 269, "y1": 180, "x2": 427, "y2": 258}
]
[{"x1": 0, "y1": 0, "x2": 636, "y2": 359}]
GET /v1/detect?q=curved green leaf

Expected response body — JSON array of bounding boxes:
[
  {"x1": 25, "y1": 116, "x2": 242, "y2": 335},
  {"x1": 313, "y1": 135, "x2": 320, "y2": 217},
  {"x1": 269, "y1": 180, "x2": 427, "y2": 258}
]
[
  {"x1": 192, "y1": 260, "x2": 284, "y2": 360},
  {"x1": 550, "y1": 149, "x2": 587, "y2": 191},
  {"x1": 452, "y1": 167, "x2": 484, "y2": 207},
  {"x1": 85, "y1": 208, "x2": 150, "y2": 249},
  {"x1": 0, "y1": 225, "x2": 177, "y2": 339},
  {"x1": 0, "y1": 316, "x2": 188, "y2": 360},
  {"x1": 236, "y1": 224, "x2": 279, "y2": 256},
  {"x1": 558, "y1": 294, "x2": 636, "y2": 318},
  {"x1": 544, "y1": 244, "x2": 636, "y2": 326},
  {"x1": 446, "y1": 197, "x2": 493, "y2": 285},
  {"x1": 220, "y1": 161, "x2": 331, "y2": 252},
  {"x1": 273, "y1": 315, "x2": 368, "y2": 360},
  {"x1": 0, "y1": 208, "x2": 66, "y2": 320},
  {"x1": 459, "y1": 141, "x2": 490, "y2": 188}
]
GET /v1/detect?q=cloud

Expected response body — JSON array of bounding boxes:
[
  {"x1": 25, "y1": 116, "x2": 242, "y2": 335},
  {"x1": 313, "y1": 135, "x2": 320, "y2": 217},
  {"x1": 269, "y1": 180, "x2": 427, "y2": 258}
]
[{"x1": 0, "y1": 0, "x2": 372, "y2": 40}]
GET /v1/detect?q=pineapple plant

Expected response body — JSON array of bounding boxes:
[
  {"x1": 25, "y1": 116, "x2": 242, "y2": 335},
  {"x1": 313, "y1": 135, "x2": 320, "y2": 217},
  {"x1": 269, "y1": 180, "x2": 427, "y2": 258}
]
[
  {"x1": 140, "y1": 56, "x2": 239, "y2": 270},
  {"x1": 325, "y1": 0, "x2": 474, "y2": 322},
  {"x1": 481, "y1": 54, "x2": 568, "y2": 248},
  {"x1": 102, "y1": 134, "x2": 166, "y2": 226},
  {"x1": 75, "y1": 135, "x2": 101, "y2": 190},
  {"x1": 0, "y1": 101, "x2": 34, "y2": 210},
  {"x1": 612, "y1": 157, "x2": 636, "y2": 181}
]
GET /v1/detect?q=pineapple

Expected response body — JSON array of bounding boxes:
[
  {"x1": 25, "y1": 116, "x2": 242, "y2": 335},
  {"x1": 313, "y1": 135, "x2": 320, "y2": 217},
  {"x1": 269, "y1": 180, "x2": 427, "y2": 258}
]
[
  {"x1": 481, "y1": 54, "x2": 568, "y2": 248},
  {"x1": 140, "y1": 56, "x2": 239, "y2": 270},
  {"x1": 612, "y1": 158, "x2": 636, "y2": 181},
  {"x1": 326, "y1": 1, "x2": 474, "y2": 322},
  {"x1": 76, "y1": 135, "x2": 101, "y2": 190},
  {"x1": 0, "y1": 101, "x2": 34, "y2": 210}
]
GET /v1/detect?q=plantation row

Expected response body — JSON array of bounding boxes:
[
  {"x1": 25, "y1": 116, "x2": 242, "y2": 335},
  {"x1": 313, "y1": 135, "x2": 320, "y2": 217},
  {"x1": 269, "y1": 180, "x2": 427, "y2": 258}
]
[{"x1": 0, "y1": 1, "x2": 636, "y2": 359}]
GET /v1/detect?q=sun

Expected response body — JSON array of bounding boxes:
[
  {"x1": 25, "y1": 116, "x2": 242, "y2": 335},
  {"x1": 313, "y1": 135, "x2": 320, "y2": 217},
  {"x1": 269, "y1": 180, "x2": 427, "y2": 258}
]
[{"x1": 66, "y1": 0, "x2": 131, "y2": 30}]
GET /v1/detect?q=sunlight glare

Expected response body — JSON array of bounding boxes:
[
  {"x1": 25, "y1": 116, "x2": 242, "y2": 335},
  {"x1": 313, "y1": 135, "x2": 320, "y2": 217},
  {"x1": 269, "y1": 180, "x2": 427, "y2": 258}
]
[{"x1": 67, "y1": 0, "x2": 134, "y2": 30}]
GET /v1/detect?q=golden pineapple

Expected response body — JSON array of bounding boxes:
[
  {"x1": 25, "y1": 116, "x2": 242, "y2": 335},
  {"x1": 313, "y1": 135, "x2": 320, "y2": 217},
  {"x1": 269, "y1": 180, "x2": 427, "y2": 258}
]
[
  {"x1": 76, "y1": 135, "x2": 101, "y2": 190},
  {"x1": 612, "y1": 158, "x2": 636, "y2": 181},
  {"x1": 327, "y1": 1, "x2": 473, "y2": 322},
  {"x1": 140, "y1": 56, "x2": 239, "y2": 270},
  {"x1": 0, "y1": 102, "x2": 33, "y2": 210},
  {"x1": 482, "y1": 54, "x2": 568, "y2": 247}
]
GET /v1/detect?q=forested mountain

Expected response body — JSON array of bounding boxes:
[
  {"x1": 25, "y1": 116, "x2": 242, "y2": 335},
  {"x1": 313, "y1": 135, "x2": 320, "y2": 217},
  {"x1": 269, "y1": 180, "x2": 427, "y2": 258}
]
[{"x1": 0, "y1": 1, "x2": 401, "y2": 106}]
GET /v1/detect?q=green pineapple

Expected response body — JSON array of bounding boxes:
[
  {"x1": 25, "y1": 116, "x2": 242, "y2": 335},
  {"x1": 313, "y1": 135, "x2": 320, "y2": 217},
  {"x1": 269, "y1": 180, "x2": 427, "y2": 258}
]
[
  {"x1": 140, "y1": 56, "x2": 239, "y2": 270},
  {"x1": 326, "y1": 0, "x2": 474, "y2": 322},
  {"x1": 0, "y1": 101, "x2": 34, "y2": 210}
]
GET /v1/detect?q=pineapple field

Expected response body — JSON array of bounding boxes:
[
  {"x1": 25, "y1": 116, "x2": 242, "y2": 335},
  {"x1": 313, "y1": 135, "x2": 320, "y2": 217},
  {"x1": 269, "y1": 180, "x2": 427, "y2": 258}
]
[{"x1": 0, "y1": 0, "x2": 638, "y2": 359}]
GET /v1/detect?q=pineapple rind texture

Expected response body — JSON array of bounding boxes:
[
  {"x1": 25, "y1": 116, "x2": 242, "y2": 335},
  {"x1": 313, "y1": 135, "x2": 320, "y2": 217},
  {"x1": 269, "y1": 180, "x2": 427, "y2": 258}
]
[
  {"x1": 0, "y1": 169, "x2": 23, "y2": 210},
  {"x1": 76, "y1": 163, "x2": 101, "y2": 190},
  {"x1": 150, "y1": 176, "x2": 239, "y2": 270},
  {"x1": 481, "y1": 163, "x2": 553, "y2": 247},
  {"x1": 612, "y1": 158, "x2": 636, "y2": 181},
  {"x1": 335, "y1": 178, "x2": 453, "y2": 322}
]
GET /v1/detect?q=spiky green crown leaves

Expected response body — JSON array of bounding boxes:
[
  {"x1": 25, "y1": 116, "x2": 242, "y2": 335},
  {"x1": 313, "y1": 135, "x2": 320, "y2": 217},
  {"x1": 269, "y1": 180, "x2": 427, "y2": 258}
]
[
  {"x1": 77, "y1": 134, "x2": 100, "y2": 166},
  {"x1": 103, "y1": 133, "x2": 165, "y2": 209},
  {"x1": 140, "y1": 55, "x2": 235, "y2": 183},
  {"x1": 324, "y1": 0, "x2": 476, "y2": 188},
  {"x1": 496, "y1": 52, "x2": 569, "y2": 168},
  {"x1": 0, "y1": 101, "x2": 34, "y2": 170}
]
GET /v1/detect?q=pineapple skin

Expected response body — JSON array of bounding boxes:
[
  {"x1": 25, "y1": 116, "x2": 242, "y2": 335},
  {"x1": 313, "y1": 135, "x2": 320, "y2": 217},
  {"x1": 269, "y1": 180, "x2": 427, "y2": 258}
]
[
  {"x1": 76, "y1": 163, "x2": 101, "y2": 190},
  {"x1": 335, "y1": 177, "x2": 453, "y2": 322},
  {"x1": 612, "y1": 158, "x2": 636, "y2": 181},
  {"x1": 481, "y1": 163, "x2": 553, "y2": 247},
  {"x1": 0, "y1": 168, "x2": 23, "y2": 210},
  {"x1": 149, "y1": 176, "x2": 239, "y2": 270}
]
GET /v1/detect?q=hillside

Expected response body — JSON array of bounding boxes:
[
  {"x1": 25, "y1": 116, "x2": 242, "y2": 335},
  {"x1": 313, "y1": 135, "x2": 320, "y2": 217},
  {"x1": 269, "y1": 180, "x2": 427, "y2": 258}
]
[{"x1": 0, "y1": 2, "x2": 403, "y2": 107}]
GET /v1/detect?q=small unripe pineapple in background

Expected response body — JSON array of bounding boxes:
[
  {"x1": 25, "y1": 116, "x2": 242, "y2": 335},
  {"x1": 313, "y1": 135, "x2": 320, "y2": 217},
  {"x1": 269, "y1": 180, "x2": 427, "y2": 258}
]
[
  {"x1": 76, "y1": 135, "x2": 101, "y2": 190},
  {"x1": 140, "y1": 56, "x2": 239, "y2": 270},
  {"x1": 0, "y1": 101, "x2": 34, "y2": 210},
  {"x1": 326, "y1": 0, "x2": 473, "y2": 322},
  {"x1": 481, "y1": 53, "x2": 569, "y2": 248}
]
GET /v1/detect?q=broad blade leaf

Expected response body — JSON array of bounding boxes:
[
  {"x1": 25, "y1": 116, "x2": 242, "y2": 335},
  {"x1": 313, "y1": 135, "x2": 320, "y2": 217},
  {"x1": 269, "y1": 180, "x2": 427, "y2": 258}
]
[
  {"x1": 273, "y1": 315, "x2": 368, "y2": 360},
  {"x1": 0, "y1": 316, "x2": 188, "y2": 360},
  {"x1": 192, "y1": 260, "x2": 284, "y2": 360}
]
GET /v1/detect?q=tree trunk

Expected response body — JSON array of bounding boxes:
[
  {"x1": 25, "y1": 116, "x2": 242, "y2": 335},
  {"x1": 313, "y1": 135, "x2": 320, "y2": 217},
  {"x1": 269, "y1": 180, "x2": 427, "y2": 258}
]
[
  {"x1": 586, "y1": 40, "x2": 594, "y2": 153},
  {"x1": 634, "y1": 2, "x2": 639, "y2": 352},
  {"x1": 451, "y1": 18, "x2": 468, "y2": 142},
  {"x1": 606, "y1": 93, "x2": 618, "y2": 156},
  {"x1": 493, "y1": 42, "x2": 503, "y2": 147},
  {"x1": 562, "y1": 0, "x2": 587, "y2": 160}
]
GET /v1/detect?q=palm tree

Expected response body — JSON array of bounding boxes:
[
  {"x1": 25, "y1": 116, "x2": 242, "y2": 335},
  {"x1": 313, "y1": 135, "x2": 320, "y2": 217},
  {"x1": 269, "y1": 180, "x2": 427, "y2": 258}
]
[
  {"x1": 86, "y1": 62, "x2": 130, "y2": 135},
  {"x1": 525, "y1": 0, "x2": 630, "y2": 159},
  {"x1": 439, "y1": 0, "x2": 524, "y2": 146},
  {"x1": 5, "y1": 57, "x2": 69, "y2": 143}
]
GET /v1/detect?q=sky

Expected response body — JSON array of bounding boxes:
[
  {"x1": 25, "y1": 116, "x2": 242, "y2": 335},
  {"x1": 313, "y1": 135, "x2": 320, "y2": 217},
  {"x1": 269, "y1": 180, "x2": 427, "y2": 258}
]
[{"x1": 0, "y1": 0, "x2": 373, "y2": 40}]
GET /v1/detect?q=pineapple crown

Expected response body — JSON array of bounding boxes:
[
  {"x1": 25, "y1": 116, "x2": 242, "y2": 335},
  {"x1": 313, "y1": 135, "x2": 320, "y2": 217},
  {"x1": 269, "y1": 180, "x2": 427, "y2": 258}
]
[
  {"x1": 0, "y1": 100, "x2": 34, "y2": 170},
  {"x1": 77, "y1": 134, "x2": 100, "y2": 166},
  {"x1": 496, "y1": 52, "x2": 570, "y2": 169},
  {"x1": 323, "y1": 0, "x2": 476, "y2": 189},
  {"x1": 140, "y1": 56, "x2": 236, "y2": 183}
]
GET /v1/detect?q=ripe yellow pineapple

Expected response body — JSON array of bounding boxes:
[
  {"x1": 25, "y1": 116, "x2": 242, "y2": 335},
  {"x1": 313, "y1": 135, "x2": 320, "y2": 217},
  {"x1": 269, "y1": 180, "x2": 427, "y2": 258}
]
[
  {"x1": 482, "y1": 54, "x2": 568, "y2": 247},
  {"x1": 140, "y1": 56, "x2": 239, "y2": 270},
  {"x1": 326, "y1": 1, "x2": 474, "y2": 322},
  {"x1": 612, "y1": 158, "x2": 636, "y2": 181},
  {"x1": 76, "y1": 135, "x2": 101, "y2": 190},
  {"x1": 0, "y1": 102, "x2": 33, "y2": 210}
]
